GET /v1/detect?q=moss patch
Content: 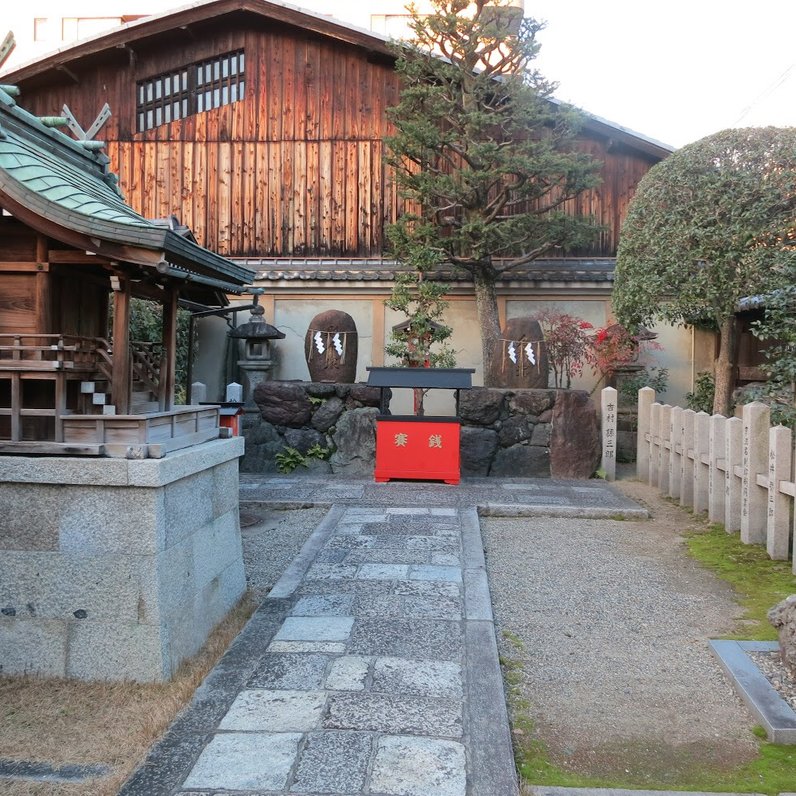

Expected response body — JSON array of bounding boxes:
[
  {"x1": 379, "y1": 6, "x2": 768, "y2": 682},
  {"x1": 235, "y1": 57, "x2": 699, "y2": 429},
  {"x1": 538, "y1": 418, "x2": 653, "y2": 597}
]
[{"x1": 685, "y1": 523, "x2": 796, "y2": 640}]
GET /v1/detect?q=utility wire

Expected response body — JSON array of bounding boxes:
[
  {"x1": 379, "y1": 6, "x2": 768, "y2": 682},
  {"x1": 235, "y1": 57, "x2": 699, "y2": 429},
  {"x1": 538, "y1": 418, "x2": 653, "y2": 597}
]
[{"x1": 734, "y1": 63, "x2": 795, "y2": 125}]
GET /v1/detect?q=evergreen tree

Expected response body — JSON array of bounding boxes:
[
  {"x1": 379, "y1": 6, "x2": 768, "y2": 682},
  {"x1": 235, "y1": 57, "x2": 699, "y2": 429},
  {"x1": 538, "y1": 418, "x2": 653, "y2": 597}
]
[{"x1": 385, "y1": 0, "x2": 601, "y2": 385}]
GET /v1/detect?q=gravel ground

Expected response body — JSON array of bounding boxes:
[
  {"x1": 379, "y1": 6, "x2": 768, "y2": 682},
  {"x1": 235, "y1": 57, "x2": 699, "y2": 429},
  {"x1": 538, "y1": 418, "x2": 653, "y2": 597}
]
[
  {"x1": 749, "y1": 650, "x2": 796, "y2": 712},
  {"x1": 482, "y1": 479, "x2": 760, "y2": 782},
  {"x1": 239, "y1": 505, "x2": 329, "y2": 600}
]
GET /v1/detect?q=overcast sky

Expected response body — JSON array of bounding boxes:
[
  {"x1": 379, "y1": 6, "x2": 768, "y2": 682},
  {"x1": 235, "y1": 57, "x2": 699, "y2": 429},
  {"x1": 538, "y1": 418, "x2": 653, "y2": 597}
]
[{"x1": 526, "y1": 0, "x2": 796, "y2": 148}]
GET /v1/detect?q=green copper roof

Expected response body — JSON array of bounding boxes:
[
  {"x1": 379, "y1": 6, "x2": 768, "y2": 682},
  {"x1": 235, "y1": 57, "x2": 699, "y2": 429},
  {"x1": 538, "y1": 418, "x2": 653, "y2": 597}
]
[{"x1": 0, "y1": 131, "x2": 151, "y2": 227}]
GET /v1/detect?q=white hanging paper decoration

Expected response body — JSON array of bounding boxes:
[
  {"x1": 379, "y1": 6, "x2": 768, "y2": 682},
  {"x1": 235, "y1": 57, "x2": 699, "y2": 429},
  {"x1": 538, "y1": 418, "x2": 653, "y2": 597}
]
[
  {"x1": 525, "y1": 342, "x2": 536, "y2": 365},
  {"x1": 332, "y1": 333, "x2": 343, "y2": 356},
  {"x1": 507, "y1": 341, "x2": 517, "y2": 364},
  {"x1": 314, "y1": 331, "x2": 325, "y2": 354}
]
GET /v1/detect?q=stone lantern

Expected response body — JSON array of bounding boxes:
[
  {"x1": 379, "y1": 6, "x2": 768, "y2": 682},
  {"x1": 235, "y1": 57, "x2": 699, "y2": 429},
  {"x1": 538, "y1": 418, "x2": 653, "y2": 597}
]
[{"x1": 228, "y1": 302, "x2": 285, "y2": 407}]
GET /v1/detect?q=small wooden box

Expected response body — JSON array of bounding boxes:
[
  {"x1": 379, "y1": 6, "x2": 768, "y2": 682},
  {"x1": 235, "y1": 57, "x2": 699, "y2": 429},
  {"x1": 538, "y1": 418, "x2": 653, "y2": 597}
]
[{"x1": 374, "y1": 416, "x2": 461, "y2": 485}]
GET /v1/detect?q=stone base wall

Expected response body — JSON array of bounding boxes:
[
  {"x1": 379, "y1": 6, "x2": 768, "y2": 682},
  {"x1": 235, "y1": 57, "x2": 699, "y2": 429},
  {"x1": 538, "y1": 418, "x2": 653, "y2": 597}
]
[
  {"x1": 0, "y1": 438, "x2": 246, "y2": 682},
  {"x1": 244, "y1": 381, "x2": 600, "y2": 479}
]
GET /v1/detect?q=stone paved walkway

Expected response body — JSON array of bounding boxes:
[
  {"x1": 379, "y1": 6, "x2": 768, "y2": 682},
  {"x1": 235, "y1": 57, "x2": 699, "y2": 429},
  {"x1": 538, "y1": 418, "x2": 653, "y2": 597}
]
[{"x1": 119, "y1": 476, "x2": 645, "y2": 796}]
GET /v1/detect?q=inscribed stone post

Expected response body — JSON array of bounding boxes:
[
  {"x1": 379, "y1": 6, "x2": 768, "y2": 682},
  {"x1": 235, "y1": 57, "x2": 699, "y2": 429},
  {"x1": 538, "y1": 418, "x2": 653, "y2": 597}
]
[
  {"x1": 658, "y1": 404, "x2": 671, "y2": 494},
  {"x1": 741, "y1": 402, "x2": 770, "y2": 545},
  {"x1": 708, "y1": 414, "x2": 726, "y2": 524},
  {"x1": 767, "y1": 425, "x2": 792, "y2": 560},
  {"x1": 724, "y1": 417, "x2": 742, "y2": 533},
  {"x1": 600, "y1": 387, "x2": 617, "y2": 482},
  {"x1": 636, "y1": 387, "x2": 654, "y2": 482},
  {"x1": 192, "y1": 381, "x2": 207, "y2": 403},
  {"x1": 648, "y1": 402, "x2": 661, "y2": 488},
  {"x1": 680, "y1": 409, "x2": 695, "y2": 509},
  {"x1": 693, "y1": 411, "x2": 710, "y2": 514},
  {"x1": 668, "y1": 406, "x2": 682, "y2": 500}
]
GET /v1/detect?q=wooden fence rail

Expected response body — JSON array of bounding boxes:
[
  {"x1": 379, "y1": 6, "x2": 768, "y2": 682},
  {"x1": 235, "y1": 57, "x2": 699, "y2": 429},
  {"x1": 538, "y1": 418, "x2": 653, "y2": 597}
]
[{"x1": 631, "y1": 386, "x2": 795, "y2": 572}]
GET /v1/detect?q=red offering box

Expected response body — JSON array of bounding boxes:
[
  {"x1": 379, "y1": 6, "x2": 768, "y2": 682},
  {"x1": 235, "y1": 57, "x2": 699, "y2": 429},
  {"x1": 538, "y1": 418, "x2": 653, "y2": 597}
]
[{"x1": 374, "y1": 416, "x2": 460, "y2": 485}]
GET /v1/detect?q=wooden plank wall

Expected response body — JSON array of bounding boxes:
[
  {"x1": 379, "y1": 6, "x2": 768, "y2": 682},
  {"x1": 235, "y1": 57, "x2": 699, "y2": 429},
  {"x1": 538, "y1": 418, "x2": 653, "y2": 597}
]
[{"x1": 18, "y1": 20, "x2": 657, "y2": 259}]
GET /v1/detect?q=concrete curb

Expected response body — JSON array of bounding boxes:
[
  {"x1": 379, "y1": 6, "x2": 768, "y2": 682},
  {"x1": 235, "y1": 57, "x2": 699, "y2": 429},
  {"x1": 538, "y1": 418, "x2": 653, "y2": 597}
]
[
  {"x1": 267, "y1": 505, "x2": 345, "y2": 599},
  {"x1": 710, "y1": 639, "x2": 796, "y2": 744},
  {"x1": 528, "y1": 788, "x2": 769, "y2": 796},
  {"x1": 477, "y1": 503, "x2": 649, "y2": 520}
]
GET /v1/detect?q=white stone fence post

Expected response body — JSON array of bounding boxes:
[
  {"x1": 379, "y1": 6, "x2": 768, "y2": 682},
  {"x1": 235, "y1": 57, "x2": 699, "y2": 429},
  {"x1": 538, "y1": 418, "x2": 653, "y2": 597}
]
[{"x1": 631, "y1": 388, "x2": 795, "y2": 572}]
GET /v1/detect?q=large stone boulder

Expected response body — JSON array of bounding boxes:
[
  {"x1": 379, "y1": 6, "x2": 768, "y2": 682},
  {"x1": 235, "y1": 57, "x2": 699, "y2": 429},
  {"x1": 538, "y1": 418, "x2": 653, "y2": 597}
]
[
  {"x1": 460, "y1": 427, "x2": 499, "y2": 476},
  {"x1": 305, "y1": 310, "x2": 358, "y2": 383},
  {"x1": 549, "y1": 390, "x2": 600, "y2": 479},
  {"x1": 769, "y1": 595, "x2": 796, "y2": 675},
  {"x1": 509, "y1": 389, "x2": 555, "y2": 417},
  {"x1": 330, "y1": 407, "x2": 378, "y2": 477},
  {"x1": 311, "y1": 396, "x2": 344, "y2": 432},
  {"x1": 254, "y1": 381, "x2": 312, "y2": 428},
  {"x1": 459, "y1": 388, "x2": 505, "y2": 425},
  {"x1": 497, "y1": 415, "x2": 532, "y2": 447},
  {"x1": 489, "y1": 317, "x2": 549, "y2": 388},
  {"x1": 491, "y1": 444, "x2": 549, "y2": 477},
  {"x1": 283, "y1": 427, "x2": 327, "y2": 454}
]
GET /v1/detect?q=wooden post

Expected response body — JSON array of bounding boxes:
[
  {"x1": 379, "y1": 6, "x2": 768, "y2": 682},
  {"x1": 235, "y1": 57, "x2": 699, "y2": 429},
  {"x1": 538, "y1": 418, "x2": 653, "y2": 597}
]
[
  {"x1": 693, "y1": 411, "x2": 710, "y2": 514},
  {"x1": 636, "y1": 387, "x2": 654, "y2": 482},
  {"x1": 648, "y1": 402, "x2": 661, "y2": 488},
  {"x1": 741, "y1": 401, "x2": 770, "y2": 545},
  {"x1": 35, "y1": 235, "x2": 51, "y2": 335},
  {"x1": 161, "y1": 286, "x2": 179, "y2": 411},
  {"x1": 658, "y1": 404, "x2": 671, "y2": 494},
  {"x1": 708, "y1": 414, "x2": 726, "y2": 524},
  {"x1": 680, "y1": 409, "x2": 695, "y2": 508},
  {"x1": 111, "y1": 276, "x2": 131, "y2": 415},
  {"x1": 725, "y1": 417, "x2": 742, "y2": 532},
  {"x1": 669, "y1": 406, "x2": 683, "y2": 500},
  {"x1": 601, "y1": 387, "x2": 617, "y2": 481},
  {"x1": 767, "y1": 425, "x2": 791, "y2": 560}
]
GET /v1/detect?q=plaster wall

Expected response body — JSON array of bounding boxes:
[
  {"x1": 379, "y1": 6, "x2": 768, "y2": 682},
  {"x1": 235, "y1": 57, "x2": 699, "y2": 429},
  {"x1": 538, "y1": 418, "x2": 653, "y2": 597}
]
[
  {"x1": 194, "y1": 292, "x2": 697, "y2": 414},
  {"x1": 0, "y1": 438, "x2": 246, "y2": 682}
]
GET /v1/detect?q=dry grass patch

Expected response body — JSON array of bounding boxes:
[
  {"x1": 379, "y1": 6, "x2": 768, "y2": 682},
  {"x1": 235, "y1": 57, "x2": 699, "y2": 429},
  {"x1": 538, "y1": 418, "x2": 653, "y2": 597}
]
[{"x1": 0, "y1": 592, "x2": 257, "y2": 796}]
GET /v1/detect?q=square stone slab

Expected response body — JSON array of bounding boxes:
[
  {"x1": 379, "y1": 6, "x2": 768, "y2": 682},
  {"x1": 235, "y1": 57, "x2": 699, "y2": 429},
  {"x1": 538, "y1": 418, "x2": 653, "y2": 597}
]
[
  {"x1": 409, "y1": 565, "x2": 462, "y2": 583},
  {"x1": 291, "y1": 731, "x2": 373, "y2": 793},
  {"x1": 219, "y1": 690, "x2": 326, "y2": 732},
  {"x1": 324, "y1": 692, "x2": 462, "y2": 736},
  {"x1": 369, "y1": 735, "x2": 466, "y2": 796},
  {"x1": 325, "y1": 655, "x2": 370, "y2": 691},
  {"x1": 356, "y1": 563, "x2": 410, "y2": 580},
  {"x1": 305, "y1": 564, "x2": 359, "y2": 580},
  {"x1": 349, "y1": 618, "x2": 463, "y2": 660},
  {"x1": 276, "y1": 616, "x2": 354, "y2": 642},
  {"x1": 247, "y1": 652, "x2": 330, "y2": 689},
  {"x1": 372, "y1": 657, "x2": 463, "y2": 699},
  {"x1": 268, "y1": 640, "x2": 347, "y2": 654},
  {"x1": 291, "y1": 594, "x2": 355, "y2": 616},
  {"x1": 182, "y1": 732, "x2": 301, "y2": 791}
]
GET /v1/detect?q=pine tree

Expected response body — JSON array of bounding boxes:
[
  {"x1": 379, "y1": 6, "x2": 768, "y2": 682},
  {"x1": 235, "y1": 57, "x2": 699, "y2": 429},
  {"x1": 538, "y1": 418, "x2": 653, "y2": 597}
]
[{"x1": 385, "y1": 0, "x2": 601, "y2": 385}]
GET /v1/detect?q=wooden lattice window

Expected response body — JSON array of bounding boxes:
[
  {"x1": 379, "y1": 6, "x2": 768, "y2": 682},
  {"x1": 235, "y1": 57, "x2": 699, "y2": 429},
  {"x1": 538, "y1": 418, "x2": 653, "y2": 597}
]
[{"x1": 136, "y1": 50, "x2": 245, "y2": 132}]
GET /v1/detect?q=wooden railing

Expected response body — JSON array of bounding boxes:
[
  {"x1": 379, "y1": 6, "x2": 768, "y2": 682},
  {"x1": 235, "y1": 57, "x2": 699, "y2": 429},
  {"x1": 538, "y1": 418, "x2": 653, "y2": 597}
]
[
  {"x1": 130, "y1": 341, "x2": 161, "y2": 395},
  {"x1": 0, "y1": 334, "x2": 105, "y2": 371},
  {"x1": 635, "y1": 387, "x2": 795, "y2": 572}
]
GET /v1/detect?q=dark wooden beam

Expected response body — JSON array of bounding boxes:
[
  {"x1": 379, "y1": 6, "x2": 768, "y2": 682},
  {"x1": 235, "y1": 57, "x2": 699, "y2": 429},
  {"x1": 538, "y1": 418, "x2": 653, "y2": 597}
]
[
  {"x1": 160, "y1": 286, "x2": 178, "y2": 411},
  {"x1": 55, "y1": 64, "x2": 80, "y2": 84},
  {"x1": 111, "y1": 276, "x2": 131, "y2": 414}
]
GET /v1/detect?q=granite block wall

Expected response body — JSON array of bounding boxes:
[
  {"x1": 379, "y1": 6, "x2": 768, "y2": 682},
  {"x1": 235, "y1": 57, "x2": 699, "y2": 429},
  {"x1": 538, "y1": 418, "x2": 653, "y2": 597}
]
[{"x1": 0, "y1": 438, "x2": 246, "y2": 682}]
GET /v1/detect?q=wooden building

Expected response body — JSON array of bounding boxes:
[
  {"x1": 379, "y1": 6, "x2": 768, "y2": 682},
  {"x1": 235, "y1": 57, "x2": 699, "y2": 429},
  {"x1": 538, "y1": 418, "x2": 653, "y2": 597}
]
[
  {"x1": 0, "y1": 83, "x2": 255, "y2": 456},
  {"x1": 0, "y1": 0, "x2": 671, "y2": 262},
  {"x1": 0, "y1": 0, "x2": 682, "y2": 399}
]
